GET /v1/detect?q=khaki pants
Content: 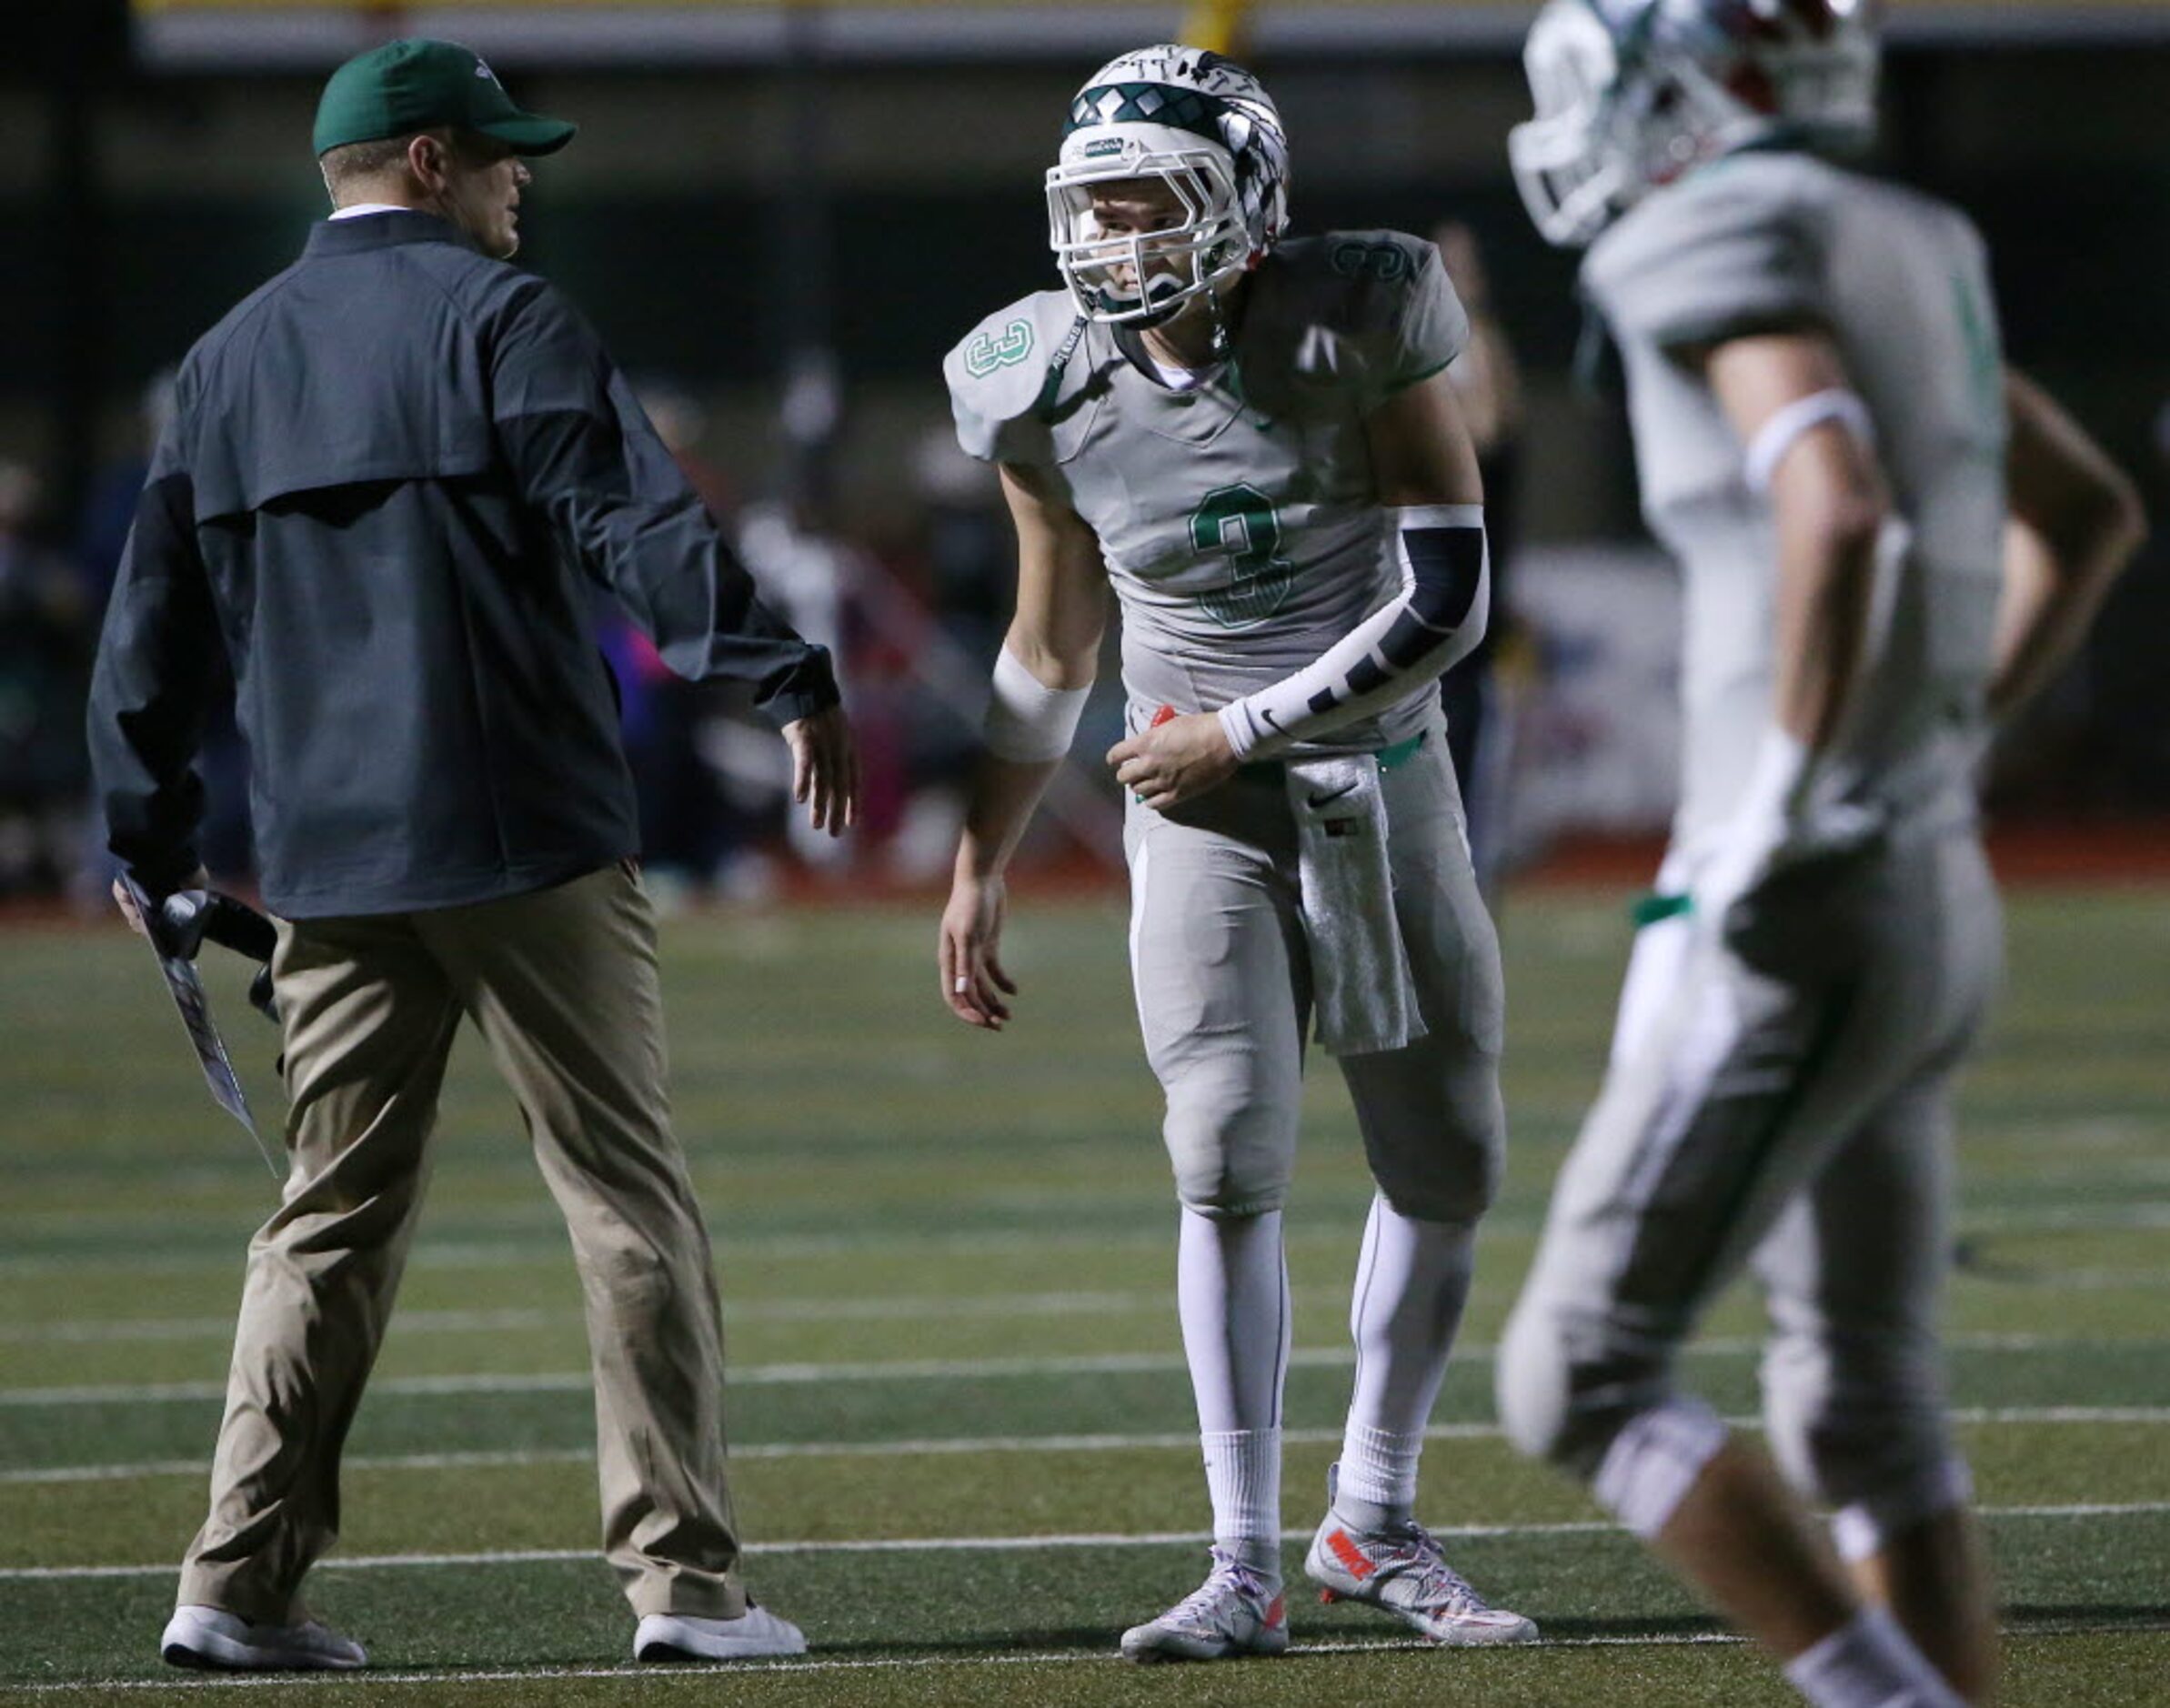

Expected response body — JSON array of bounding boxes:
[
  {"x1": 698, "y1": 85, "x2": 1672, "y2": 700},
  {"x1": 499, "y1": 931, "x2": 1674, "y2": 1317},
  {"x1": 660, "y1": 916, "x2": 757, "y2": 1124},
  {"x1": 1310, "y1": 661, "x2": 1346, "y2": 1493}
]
[{"x1": 177, "y1": 863, "x2": 746, "y2": 1624}]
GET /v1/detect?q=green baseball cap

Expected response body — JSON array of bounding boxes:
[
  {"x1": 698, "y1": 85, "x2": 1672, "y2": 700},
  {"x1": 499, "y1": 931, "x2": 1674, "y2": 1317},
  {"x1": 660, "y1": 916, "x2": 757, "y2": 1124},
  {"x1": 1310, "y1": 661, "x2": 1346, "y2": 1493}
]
[{"x1": 313, "y1": 38, "x2": 577, "y2": 157}]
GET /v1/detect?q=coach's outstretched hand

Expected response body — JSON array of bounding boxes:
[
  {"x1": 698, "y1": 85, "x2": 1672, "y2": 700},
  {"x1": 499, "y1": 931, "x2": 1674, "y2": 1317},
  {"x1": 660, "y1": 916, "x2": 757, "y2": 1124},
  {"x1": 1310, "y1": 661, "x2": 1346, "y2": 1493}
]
[{"x1": 783, "y1": 705, "x2": 860, "y2": 838}]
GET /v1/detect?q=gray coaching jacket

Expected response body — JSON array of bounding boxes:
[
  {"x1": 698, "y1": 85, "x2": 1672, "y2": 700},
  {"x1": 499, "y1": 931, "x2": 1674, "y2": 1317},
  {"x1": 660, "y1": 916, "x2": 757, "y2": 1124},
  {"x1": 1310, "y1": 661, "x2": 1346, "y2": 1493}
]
[{"x1": 89, "y1": 210, "x2": 836, "y2": 919}]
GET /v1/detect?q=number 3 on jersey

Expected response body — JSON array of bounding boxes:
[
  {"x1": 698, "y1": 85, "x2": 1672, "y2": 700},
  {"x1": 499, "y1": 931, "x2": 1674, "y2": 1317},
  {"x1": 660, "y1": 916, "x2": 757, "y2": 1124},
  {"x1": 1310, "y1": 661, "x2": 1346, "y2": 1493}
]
[{"x1": 1190, "y1": 483, "x2": 1295, "y2": 628}]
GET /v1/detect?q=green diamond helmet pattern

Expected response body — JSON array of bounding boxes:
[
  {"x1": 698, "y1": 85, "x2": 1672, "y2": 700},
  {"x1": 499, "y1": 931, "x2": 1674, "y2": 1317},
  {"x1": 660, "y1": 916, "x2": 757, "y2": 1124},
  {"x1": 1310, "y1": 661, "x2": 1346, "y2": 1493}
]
[{"x1": 1045, "y1": 45, "x2": 1291, "y2": 325}]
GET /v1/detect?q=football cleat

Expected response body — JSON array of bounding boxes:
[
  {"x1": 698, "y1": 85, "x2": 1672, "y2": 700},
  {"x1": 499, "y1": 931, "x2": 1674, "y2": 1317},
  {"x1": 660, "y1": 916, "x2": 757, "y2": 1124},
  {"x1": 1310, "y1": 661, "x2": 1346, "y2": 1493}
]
[
  {"x1": 1120, "y1": 1546, "x2": 1291, "y2": 1663},
  {"x1": 160, "y1": 1604, "x2": 367, "y2": 1672},
  {"x1": 1305, "y1": 1512, "x2": 1539, "y2": 1645},
  {"x1": 633, "y1": 1603, "x2": 808, "y2": 1663}
]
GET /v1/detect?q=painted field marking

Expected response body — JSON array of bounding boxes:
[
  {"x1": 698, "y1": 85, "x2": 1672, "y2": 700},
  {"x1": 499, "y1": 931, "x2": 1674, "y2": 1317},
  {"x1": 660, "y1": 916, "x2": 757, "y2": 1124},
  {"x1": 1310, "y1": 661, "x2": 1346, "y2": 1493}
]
[
  {"x1": 0, "y1": 1292, "x2": 1181, "y2": 1345},
  {"x1": 24, "y1": 1614, "x2": 2165, "y2": 1693},
  {"x1": 6, "y1": 1408, "x2": 2170, "y2": 1488},
  {"x1": 5, "y1": 1502, "x2": 2166, "y2": 1583},
  {"x1": 5, "y1": 1332, "x2": 2166, "y2": 1408},
  {"x1": 2, "y1": 1195, "x2": 2163, "y2": 1277},
  {"x1": 13, "y1": 1253, "x2": 2170, "y2": 1346}
]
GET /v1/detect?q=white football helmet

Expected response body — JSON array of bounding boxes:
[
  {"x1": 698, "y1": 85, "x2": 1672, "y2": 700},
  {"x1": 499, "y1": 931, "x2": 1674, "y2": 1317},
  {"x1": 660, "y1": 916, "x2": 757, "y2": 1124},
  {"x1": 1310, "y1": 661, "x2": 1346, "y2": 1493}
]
[
  {"x1": 1047, "y1": 45, "x2": 1291, "y2": 326},
  {"x1": 1511, "y1": 0, "x2": 1881, "y2": 248}
]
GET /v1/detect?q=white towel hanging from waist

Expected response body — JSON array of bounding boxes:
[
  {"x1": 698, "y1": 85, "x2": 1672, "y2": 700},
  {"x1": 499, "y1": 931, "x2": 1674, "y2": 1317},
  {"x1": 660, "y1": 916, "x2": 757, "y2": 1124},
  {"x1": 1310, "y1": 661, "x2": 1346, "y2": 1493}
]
[{"x1": 1282, "y1": 754, "x2": 1425, "y2": 1057}]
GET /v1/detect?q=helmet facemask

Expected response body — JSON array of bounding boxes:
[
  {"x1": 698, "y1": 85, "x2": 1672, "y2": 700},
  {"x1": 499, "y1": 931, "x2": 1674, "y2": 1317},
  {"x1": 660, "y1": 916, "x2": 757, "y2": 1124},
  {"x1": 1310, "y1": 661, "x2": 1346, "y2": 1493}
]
[
  {"x1": 1047, "y1": 142, "x2": 1250, "y2": 327},
  {"x1": 1510, "y1": 0, "x2": 1637, "y2": 249},
  {"x1": 1048, "y1": 47, "x2": 1291, "y2": 327}
]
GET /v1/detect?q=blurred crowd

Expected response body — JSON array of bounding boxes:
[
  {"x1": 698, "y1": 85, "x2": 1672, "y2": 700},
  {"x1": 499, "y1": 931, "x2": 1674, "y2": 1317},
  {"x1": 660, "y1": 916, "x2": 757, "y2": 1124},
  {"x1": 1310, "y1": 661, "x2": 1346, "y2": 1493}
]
[
  {"x1": 0, "y1": 366, "x2": 1056, "y2": 912},
  {"x1": 5, "y1": 212, "x2": 2162, "y2": 914}
]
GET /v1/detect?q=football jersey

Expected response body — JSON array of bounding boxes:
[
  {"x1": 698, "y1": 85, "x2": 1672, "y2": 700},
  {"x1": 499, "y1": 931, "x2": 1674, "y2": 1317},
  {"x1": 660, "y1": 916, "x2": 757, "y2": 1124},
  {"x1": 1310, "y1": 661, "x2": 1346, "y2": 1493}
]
[
  {"x1": 945, "y1": 231, "x2": 1469, "y2": 756},
  {"x1": 1583, "y1": 151, "x2": 2007, "y2": 849}
]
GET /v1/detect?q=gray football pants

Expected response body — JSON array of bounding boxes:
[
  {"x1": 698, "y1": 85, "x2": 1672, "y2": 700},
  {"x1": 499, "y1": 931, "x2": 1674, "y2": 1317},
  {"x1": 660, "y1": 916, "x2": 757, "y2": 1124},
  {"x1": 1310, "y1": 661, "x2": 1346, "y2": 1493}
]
[
  {"x1": 176, "y1": 864, "x2": 749, "y2": 1625},
  {"x1": 1499, "y1": 829, "x2": 2001, "y2": 1545},
  {"x1": 1124, "y1": 723, "x2": 1506, "y2": 1223}
]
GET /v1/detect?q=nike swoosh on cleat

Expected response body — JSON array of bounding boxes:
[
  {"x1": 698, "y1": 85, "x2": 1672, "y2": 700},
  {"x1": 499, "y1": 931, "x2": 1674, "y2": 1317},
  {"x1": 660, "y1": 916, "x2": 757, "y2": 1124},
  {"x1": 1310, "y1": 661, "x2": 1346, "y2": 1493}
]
[{"x1": 1327, "y1": 1530, "x2": 1377, "y2": 1580}]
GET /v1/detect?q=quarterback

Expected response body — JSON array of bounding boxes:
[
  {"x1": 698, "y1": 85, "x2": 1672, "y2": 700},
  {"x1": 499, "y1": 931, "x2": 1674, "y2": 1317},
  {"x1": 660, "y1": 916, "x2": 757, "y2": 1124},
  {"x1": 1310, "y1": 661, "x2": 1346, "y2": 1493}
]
[
  {"x1": 1499, "y1": 3, "x2": 2141, "y2": 1705},
  {"x1": 937, "y1": 45, "x2": 1533, "y2": 1661}
]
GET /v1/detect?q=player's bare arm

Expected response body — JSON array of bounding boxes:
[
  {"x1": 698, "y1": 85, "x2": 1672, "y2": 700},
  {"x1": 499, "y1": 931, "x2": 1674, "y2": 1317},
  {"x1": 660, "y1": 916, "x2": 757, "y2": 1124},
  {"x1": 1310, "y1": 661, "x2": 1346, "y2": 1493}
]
[
  {"x1": 939, "y1": 459, "x2": 1108, "y2": 1030},
  {"x1": 1110, "y1": 368, "x2": 1490, "y2": 808},
  {"x1": 1705, "y1": 329, "x2": 1892, "y2": 757},
  {"x1": 1367, "y1": 363, "x2": 1486, "y2": 509},
  {"x1": 1988, "y1": 369, "x2": 2144, "y2": 723}
]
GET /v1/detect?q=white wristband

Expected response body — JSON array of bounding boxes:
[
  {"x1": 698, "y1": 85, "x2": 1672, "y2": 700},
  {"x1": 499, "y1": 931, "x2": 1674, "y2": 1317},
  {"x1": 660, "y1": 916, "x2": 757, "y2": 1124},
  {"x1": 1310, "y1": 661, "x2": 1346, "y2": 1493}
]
[
  {"x1": 982, "y1": 647, "x2": 1090, "y2": 763},
  {"x1": 1217, "y1": 701, "x2": 1261, "y2": 762}
]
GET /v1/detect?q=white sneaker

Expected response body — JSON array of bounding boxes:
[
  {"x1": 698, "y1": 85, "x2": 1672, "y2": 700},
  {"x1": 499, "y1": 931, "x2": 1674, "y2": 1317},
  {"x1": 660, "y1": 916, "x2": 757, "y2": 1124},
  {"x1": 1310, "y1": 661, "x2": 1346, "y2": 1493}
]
[
  {"x1": 160, "y1": 1604, "x2": 367, "y2": 1671},
  {"x1": 1120, "y1": 1547, "x2": 1291, "y2": 1663},
  {"x1": 1305, "y1": 1512, "x2": 1538, "y2": 1645},
  {"x1": 633, "y1": 1603, "x2": 808, "y2": 1663}
]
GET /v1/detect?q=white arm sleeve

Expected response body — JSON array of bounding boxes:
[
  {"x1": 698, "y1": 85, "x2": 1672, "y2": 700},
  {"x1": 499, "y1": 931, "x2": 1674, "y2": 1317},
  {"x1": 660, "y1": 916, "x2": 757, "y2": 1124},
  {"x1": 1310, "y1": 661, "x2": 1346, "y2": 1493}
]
[{"x1": 1217, "y1": 505, "x2": 1489, "y2": 762}]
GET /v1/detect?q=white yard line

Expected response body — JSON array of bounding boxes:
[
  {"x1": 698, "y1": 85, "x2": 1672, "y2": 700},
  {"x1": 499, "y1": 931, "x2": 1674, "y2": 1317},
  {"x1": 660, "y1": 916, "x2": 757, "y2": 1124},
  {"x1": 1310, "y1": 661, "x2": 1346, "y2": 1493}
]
[
  {"x1": 0, "y1": 1293, "x2": 1180, "y2": 1345},
  {"x1": 2, "y1": 1196, "x2": 2164, "y2": 1276},
  {"x1": 4, "y1": 1332, "x2": 2163, "y2": 1408},
  {"x1": 5, "y1": 1502, "x2": 2166, "y2": 1584},
  {"x1": 6, "y1": 1407, "x2": 2167, "y2": 1488},
  {"x1": 8, "y1": 1620, "x2": 2169, "y2": 1694},
  {"x1": 8, "y1": 1260, "x2": 2168, "y2": 1345}
]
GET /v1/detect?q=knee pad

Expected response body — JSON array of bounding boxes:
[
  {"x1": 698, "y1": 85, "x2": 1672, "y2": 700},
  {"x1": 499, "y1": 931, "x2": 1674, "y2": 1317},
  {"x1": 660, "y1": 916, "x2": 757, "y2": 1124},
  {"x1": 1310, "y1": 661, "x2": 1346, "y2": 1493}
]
[
  {"x1": 1830, "y1": 1456, "x2": 1974, "y2": 1563},
  {"x1": 1163, "y1": 1082, "x2": 1298, "y2": 1217},
  {"x1": 1370, "y1": 1140, "x2": 1500, "y2": 1226},
  {"x1": 1496, "y1": 1295, "x2": 1720, "y2": 1538},
  {"x1": 1360, "y1": 1080, "x2": 1503, "y2": 1225},
  {"x1": 1762, "y1": 1327, "x2": 1960, "y2": 1552},
  {"x1": 1591, "y1": 1398, "x2": 1731, "y2": 1539}
]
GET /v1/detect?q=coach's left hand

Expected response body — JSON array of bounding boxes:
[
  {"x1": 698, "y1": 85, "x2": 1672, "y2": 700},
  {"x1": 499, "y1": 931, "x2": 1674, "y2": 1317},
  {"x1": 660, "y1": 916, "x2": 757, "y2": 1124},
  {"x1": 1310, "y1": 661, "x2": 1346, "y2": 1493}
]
[{"x1": 1108, "y1": 712, "x2": 1238, "y2": 812}]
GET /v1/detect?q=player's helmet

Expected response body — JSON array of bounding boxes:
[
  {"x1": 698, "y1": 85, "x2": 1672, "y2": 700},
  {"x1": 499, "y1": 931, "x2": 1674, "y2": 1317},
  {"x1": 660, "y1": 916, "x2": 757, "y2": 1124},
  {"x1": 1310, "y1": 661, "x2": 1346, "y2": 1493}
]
[
  {"x1": 1510, "y1": 0, "x2": 1881, "y2": 248},
  {"x1": 1047, "y1": 45, "x2": 1291, "y2": 326}
]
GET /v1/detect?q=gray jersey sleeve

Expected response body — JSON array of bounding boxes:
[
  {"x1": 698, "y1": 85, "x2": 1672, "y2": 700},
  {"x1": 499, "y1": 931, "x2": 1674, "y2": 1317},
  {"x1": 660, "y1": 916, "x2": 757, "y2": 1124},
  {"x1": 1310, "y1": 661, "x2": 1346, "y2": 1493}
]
[
  {"x1": 943, "y1": 292, "x2": 1081, "y2": 468},
  {"x1": 1331, "y1": 232, "x2": 1471, "y2": 410},
  {"x1": 1584, "y1": 162, "x2": 1828, "y2": 354}
]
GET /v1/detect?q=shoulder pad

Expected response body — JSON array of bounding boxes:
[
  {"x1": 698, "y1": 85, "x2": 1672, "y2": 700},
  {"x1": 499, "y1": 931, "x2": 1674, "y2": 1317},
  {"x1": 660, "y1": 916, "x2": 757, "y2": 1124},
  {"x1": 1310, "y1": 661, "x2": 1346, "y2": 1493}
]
[
  {"x1": 1585, "y1": 156, "x2": 1826, "y2": 350},
  {"x1": 943, "y1": 290, "x2": 1089, "y2": 464}
]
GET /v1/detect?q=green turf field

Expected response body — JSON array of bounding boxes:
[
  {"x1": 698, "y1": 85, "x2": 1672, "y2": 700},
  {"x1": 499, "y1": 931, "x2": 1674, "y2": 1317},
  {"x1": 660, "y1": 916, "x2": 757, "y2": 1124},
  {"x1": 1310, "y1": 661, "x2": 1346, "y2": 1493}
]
[{"x1": 2, "y1": 886, "x2": 2165, "y2": 1705}]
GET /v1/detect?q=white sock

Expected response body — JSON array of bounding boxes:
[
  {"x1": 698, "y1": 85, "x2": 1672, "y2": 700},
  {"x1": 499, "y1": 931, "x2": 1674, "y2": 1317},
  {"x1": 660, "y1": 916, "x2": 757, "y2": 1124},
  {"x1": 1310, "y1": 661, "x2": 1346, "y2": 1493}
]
[
  {"x1": 1338, "y1": 1196, "x2": 1476, "y2": 1516},
  {"x1": 1201, "y1": 1429, "x2": 1282, "y2": 1582},
  {"x1": 1178, "y1": 1209, "x2": 1290, "y2": 1575},
  {"x1": 1783, "y1": 1606, "x2": 1967, "y2": 1708}
]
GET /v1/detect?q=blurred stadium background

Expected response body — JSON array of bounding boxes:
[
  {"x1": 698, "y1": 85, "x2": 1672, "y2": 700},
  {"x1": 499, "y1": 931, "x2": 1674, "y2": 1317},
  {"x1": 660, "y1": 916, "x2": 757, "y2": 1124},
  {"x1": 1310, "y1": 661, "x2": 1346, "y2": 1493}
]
[
  {"x1": 1, "y1": 4, "x2": 2165, "y2": 1704},
  {"x1": 5, "y1": 0, "x2": 2170, "y2": 899}
]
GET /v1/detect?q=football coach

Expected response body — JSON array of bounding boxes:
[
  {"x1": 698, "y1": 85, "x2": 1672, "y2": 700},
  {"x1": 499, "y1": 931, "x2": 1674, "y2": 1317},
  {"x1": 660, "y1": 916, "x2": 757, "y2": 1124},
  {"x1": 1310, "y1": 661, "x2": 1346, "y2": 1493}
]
[{"x1": 87, "y1": 39, "x2": 853, "y2": 1673}]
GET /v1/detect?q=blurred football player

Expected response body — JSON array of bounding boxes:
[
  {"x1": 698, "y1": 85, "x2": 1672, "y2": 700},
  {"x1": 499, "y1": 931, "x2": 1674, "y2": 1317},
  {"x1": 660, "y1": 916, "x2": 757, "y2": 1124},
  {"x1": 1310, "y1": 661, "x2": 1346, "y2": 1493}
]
[
  {"x1": 1498, "y1": 3, "x2": 2142, "y2": 1703},
  {"x1": 938, "y1": 45, "x2": 1535, "y2": 1662}
]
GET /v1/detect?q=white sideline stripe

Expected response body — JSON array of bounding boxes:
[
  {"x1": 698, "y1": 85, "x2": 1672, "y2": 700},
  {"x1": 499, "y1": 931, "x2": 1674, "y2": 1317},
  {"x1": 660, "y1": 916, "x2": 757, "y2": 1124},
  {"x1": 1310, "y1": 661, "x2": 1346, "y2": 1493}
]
[
  {"x1": 7, "y1": 1407, "x2": 2170, "y2": 1488},
  {"x1": 4, "y1": 1331, "x2": 2162, "y2": 1408},
  {"x1": 2, "y1": 1196, "x2": 2165, "y2": 1275},
  {"x1": 5, "y1": 1502, "x2": 2165, "y2": 1583}
]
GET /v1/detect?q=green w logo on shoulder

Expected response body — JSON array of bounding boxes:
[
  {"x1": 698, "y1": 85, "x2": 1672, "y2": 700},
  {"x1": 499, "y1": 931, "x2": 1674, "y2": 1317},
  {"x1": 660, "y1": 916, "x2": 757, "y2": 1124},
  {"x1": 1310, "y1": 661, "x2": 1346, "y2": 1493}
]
[{"x1": 965, "y1": 318, "x2": 1035, "y2": 378}]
